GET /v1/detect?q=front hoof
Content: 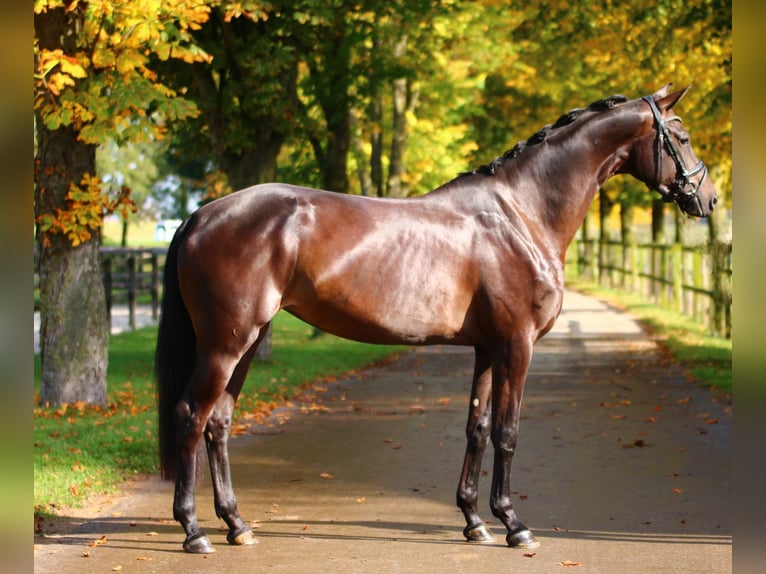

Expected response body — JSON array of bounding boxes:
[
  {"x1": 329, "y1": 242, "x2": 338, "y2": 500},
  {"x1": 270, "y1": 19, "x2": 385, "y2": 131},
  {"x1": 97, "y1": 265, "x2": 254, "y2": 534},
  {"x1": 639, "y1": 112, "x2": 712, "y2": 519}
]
[
  {"x1": 227, "y1": 527, "x2": 258, "y2": 546},
  {"x1": 506, "y1": 528, "x2": 541, "y2": 549},
  {"x1": 183, "y1": 533, "x2": 216, "y2": 554},
  {"x1": 463, "y1": 523, "x2": 495, "y2": 543}
]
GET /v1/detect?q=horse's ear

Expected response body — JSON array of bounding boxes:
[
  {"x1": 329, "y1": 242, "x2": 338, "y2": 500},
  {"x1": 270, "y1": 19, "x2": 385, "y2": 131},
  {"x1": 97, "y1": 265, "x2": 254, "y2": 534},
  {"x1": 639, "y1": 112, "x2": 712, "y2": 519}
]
[
  {"x1": 655, "y1": 85, "x2": 691, "y2": 112},
  {"x1": 652, "y1": 84, "x2": 673, "y2": 98}
]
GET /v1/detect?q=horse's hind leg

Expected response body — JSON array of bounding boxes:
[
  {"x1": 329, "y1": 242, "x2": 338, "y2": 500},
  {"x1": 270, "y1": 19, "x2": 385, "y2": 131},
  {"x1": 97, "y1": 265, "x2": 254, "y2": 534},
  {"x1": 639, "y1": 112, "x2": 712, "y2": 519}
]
[
  {"x1": 172, "y1": 351, "x2": 239, "y2": 553},
  {"x1": 457, "y1": 347, "x2": 495, "y2": 542},
  {"x1": 204, "y1": 334, "x2": 265, "y2": 547}
]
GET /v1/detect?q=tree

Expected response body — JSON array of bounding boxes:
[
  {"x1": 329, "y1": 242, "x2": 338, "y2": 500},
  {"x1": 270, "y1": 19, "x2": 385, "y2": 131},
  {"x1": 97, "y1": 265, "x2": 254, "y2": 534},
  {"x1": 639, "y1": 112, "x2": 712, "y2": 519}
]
[
  {"x1": 464, "y1": 0, "x2": 730, "y2": 241},
  {"x1": 158, "y1": 1, "x2": 302, "y2": 196},
  {"x1": 34, "y1": 0, "x2": 211, "y2": 406}
]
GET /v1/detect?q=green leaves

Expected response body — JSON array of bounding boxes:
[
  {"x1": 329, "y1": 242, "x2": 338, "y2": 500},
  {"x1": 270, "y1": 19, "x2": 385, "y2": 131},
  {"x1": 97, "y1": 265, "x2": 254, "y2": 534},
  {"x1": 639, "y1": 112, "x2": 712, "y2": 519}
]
[{"x1": 34, "y1": 0, "x2": 211, "y2": 146}]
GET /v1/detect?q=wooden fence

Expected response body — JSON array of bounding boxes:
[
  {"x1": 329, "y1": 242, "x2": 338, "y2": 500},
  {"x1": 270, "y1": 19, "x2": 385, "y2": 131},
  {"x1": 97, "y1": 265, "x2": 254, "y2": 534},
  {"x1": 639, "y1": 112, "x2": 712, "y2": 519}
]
[
  {"x1": 34, "y1": 247, "x2": 168, "y2": 331},
  {"x1": 565, "y1": 239, "x2": 732, "y2": 338},
  {"x1": 100, "y1": 247, "x2": 167, "y2": 329}
]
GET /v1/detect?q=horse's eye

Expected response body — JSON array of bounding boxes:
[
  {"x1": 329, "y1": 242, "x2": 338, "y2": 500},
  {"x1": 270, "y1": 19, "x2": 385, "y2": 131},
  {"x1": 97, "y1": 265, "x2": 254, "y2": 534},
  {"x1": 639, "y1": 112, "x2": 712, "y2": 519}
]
[{"x1": 679, "y1": 136, "x2": 689, "y2": 145}]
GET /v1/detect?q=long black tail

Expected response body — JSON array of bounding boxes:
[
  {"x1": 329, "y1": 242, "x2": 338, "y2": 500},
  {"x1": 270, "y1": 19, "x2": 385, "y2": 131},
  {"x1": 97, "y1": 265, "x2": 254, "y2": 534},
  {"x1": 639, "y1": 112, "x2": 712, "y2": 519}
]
[{"x1": 155, "y1": 219, "x2": 196, "y2": 481}]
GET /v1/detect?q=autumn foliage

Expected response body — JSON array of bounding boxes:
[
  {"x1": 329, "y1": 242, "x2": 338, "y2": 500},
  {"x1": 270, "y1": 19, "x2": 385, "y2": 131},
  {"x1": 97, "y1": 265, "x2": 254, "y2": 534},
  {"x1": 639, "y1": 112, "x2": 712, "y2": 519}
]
[{"x1": 34, "y1": 0, "x2": 212, "y2": 243}]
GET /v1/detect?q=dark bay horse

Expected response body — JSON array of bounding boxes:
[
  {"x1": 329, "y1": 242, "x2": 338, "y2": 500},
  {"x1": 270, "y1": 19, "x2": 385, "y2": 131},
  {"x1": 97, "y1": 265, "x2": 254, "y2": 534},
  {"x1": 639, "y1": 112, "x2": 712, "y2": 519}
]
[{"x1": 155, "y1": 85, "x2": 717, "y2": 553}]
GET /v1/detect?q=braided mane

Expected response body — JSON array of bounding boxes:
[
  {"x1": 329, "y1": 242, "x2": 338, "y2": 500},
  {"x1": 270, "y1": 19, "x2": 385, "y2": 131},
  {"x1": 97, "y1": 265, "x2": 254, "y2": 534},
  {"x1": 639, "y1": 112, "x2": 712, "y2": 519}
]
[{"x1": 461, "y1": 95, "x2": 629, "y2": 177}]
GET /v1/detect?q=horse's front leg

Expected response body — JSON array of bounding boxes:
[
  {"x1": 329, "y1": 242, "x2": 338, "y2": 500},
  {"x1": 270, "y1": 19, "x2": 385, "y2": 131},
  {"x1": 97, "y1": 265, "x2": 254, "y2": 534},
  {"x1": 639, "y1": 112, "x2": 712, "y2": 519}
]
[
  {"x1": 489, "y1": 337, "x2": 540, "y2": 549},
  {"x1": 457, "y1": 347, "x2": 494, "y2": 542},
  {"x1": 204, "y1": 342, "x2": 261, "y2": 547}
]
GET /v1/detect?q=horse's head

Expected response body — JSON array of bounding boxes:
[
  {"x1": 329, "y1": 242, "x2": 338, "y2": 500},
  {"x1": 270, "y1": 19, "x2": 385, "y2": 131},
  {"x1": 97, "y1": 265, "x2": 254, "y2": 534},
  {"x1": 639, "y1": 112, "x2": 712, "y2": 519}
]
[{"x1": 625, "y1": 85, "x2": 717, "y2": 217}]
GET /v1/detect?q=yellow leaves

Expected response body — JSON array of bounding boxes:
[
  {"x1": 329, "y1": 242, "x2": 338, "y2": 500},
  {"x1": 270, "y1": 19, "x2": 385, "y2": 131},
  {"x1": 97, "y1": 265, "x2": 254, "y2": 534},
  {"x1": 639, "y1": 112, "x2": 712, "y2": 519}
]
[
  {"x1": 115, "y1": 51, "x2": 148, "y2": 75},
  {"x1": 35, "y1": 49, "x2": 89, "y2": 96},
  {"x1": 36, "y1": 173, "x2": 137, "y2": 247}
]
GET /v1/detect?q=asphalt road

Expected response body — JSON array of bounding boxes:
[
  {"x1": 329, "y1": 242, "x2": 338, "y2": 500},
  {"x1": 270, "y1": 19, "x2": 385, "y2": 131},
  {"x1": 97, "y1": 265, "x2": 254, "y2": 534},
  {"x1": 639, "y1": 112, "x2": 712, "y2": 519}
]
[{"x1": 34, "y1": 289, "x2": 732, "y2": 573}]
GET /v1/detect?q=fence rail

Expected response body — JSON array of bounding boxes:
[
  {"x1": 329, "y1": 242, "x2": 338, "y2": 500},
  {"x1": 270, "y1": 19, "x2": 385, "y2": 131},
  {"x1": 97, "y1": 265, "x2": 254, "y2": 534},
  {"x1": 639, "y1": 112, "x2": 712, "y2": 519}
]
[
  {"x1": 100, "y1": 247, "x2": 167, "y2": 329},
  {"x1": 34, "y1": 247, "x2": 168, "y2": 331},
  {"x1": 566, "y1": 239, "x2": 732, "y2": 338}
]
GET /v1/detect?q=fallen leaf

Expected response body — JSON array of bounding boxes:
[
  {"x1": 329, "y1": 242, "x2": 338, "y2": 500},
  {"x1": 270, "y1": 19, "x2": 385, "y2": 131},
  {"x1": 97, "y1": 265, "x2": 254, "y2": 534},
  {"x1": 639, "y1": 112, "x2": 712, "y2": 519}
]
[
  {"x1": 90, "y1": 535, "x2": 108, "y2": 547},
  {"x1": 704, "y1": 418, "x2": 719, "y2": 425},
  {"x1": 137, "y1": 556, "x2": 149, "y2": 561},
  {"x1": 673, "y1": 488, "x2": 683, "y2": 494},
  {"x1": 611, "y1": 415, "x2": 627, "y2": 420},
  {"x1": 81, "y1": 550, "x2": 91, "y2": 558},
  {"x1": 523, "y1": 552, "x2": 537, "y2": 558},
  {"x1": 319, "y1": 472, "x2": 334, "y2": 479},
  {"x1": 112, "y1": 566, "x2": 123, "y2": 571},
  {"x1": 146, "y1": 531, "x2": 158, "y2": 537},
  {"x1": 558, "y1": 560, "x2": 582, "y2": 567}
]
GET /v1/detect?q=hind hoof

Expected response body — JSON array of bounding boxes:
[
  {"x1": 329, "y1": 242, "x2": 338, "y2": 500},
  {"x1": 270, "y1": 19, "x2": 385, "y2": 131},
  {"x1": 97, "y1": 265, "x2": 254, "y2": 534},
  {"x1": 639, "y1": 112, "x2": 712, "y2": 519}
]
[
  {"x1": 228, "y1": 527, "x2": 258, "y2": 546},
  {"x1": 506, "y1": 528, "x2": 540, "y2": 549},
  {"x1": 183, "y1": 533, "x2": 215, "y2": 554},
  {"x1": 463, "y1": 523, "x2": 495, "y2": 543}
]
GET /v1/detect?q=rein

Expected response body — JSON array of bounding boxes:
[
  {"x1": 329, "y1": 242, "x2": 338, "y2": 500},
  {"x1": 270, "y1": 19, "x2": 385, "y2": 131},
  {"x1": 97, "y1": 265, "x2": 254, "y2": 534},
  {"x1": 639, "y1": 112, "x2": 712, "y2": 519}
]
[{"x1": 642, "y1": 95, "x2": 707, "y2": 207}]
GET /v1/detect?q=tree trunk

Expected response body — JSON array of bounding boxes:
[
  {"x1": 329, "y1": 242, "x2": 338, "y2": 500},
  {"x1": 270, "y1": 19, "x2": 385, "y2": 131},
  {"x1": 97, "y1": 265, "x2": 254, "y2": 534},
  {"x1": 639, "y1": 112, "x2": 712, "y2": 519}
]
[
  {"x1": 350, "y1": 109, "x2": 373, "y2": 196},
  {"x1": 35, "y1": 122, "x2": 108, "y2": 407},
  {"x1": 220, "y1": 140, "x2": 282, "y2": 192},
  {"x1": 321, "y1": 111, "x2": 351, "y2": 193},
  {"x1": 387, "y1": 35, "x2": 419, "y2": 198},
  {"x1": 370, "y1": 96, "x2": 384, "y2": 197}
]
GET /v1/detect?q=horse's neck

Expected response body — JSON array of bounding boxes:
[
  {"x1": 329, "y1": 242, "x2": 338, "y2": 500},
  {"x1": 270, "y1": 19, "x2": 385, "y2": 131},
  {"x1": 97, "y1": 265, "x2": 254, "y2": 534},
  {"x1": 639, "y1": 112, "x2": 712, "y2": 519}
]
[{"x1": 504, "y1": 106, "x2": 644, "y2": 256}]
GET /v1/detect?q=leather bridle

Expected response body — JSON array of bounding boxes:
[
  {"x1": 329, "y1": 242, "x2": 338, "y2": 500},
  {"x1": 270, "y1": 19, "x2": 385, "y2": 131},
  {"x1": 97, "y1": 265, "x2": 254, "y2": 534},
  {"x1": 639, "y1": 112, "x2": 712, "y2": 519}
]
[{"x1": 642, "y1": 95, "x2": 708, "y2": 209}]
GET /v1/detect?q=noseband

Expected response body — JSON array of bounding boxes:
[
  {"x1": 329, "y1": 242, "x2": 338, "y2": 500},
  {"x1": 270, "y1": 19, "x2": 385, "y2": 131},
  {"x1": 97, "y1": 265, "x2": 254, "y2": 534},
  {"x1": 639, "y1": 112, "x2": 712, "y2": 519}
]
[{"x1": 642, "y1": 95, "x2": 707, "y2": 206}]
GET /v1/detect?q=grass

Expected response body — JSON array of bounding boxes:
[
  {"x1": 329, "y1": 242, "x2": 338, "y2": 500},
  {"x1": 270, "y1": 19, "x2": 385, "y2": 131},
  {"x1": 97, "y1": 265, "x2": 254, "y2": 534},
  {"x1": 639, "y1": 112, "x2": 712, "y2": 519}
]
[
  {"x1": 566, "y1": 278, "x2": 732, "y2": 397},
  {"x1": 33, "y1": 312, "x2": 403, "y2": 517}
]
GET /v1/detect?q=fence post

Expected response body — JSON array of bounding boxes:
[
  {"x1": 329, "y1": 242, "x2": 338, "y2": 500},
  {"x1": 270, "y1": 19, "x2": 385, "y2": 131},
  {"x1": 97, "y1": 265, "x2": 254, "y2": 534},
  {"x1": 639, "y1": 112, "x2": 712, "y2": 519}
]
[
  {"x1": 710, "y1": 240, "x2": 731, "y2": 338},
  {"x1": 102, "y1": 256, "x2": 113, "y2": 322},
  {"x1": 151, "y1": 251, "x2": 160, "y2": 320},
  {"x1": 127, "y1": 254, "x2": 136, "y2": 331},
  {"x1": 671, "y1": 243, "x2": 682, "y2": 313}
]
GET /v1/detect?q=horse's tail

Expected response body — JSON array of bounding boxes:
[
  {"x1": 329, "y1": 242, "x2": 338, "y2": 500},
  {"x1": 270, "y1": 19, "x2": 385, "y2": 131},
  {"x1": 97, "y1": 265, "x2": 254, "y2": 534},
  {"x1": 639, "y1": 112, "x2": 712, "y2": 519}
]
[{"x1": 155, "y1": 219, "x2": 197, "y2": 481}]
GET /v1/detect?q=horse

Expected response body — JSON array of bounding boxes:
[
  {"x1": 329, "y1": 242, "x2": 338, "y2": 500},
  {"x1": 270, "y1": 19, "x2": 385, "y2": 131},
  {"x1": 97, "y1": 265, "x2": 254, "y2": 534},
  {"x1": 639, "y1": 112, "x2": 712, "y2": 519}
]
[{"x1": 155, "y1": 85, "x2": 717, "y2": 553}]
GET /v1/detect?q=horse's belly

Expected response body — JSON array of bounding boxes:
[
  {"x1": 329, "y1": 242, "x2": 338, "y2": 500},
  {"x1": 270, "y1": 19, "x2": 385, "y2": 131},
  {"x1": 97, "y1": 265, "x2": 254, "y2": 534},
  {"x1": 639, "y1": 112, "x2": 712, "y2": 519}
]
[{"x1": 283, "y1": 279, "x2": 475, "y2": 346}]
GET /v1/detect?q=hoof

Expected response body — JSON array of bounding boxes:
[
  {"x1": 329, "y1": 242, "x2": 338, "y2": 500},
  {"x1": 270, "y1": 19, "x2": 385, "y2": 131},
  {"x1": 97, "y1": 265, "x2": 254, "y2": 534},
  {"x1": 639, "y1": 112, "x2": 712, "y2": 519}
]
[
  {"x1": 183, "y1": 533, "x2": 215, "y2": 554},
  {"x1": 227, "y1": 527, "x2": 258, "y2": 546},
  {"x1": 506, "y1": 528, "x2": 540, "y2": 549},
  {"x1": 463, "y1": 523, "x2": 495, "y2": 543}
]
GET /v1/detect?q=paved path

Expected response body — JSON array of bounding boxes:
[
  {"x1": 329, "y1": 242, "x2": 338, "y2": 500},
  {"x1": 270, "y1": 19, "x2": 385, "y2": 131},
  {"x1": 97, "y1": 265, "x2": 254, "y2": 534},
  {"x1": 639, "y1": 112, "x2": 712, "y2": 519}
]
[{"x1": 33, "y1": 290, "x2": 731, "y2": 573}]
